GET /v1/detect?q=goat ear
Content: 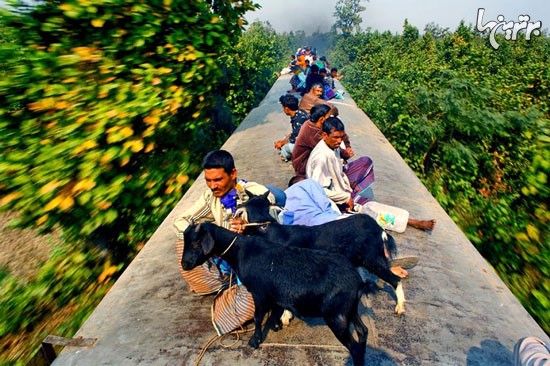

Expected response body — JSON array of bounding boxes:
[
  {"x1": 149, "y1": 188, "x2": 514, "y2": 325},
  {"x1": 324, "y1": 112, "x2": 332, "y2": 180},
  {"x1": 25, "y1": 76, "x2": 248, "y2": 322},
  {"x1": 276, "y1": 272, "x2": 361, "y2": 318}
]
[
  {"x1": 201, "y1": 230, "x2": 215, "y2": 255},
  {"x1": 262, "y1": 190, "x2": 270, "y2": 200},
  {"x1": 244, "y1": 189, "x2": 256, "y2": 198}
]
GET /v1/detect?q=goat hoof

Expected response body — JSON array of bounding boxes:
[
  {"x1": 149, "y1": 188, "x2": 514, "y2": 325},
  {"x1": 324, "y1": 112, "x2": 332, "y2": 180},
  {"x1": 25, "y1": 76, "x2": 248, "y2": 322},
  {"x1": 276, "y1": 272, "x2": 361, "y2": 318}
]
[
  {"x1": 248, "y1": 336, "x2": 262, "y2": 349},
  {"x1": 394, "y1": 303, "x2": 406, "y2": 316},
  {"x1": 272, "y1": 321, "x2": 283, "y2": 332}
]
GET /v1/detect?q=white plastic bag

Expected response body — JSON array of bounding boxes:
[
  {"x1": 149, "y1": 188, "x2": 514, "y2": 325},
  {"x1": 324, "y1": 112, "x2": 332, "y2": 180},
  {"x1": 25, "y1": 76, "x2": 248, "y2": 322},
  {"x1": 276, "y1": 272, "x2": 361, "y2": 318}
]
[{"x1": 360, "y1": 201, "x2": 409, "y2": 233}]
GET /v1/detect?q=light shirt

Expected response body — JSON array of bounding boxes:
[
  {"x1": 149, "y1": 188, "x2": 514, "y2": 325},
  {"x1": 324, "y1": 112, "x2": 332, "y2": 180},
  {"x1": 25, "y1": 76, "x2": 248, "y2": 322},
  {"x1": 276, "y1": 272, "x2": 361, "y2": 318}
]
[{"x1": 306, "y1": 139, "x2": 352, "y2": 205}]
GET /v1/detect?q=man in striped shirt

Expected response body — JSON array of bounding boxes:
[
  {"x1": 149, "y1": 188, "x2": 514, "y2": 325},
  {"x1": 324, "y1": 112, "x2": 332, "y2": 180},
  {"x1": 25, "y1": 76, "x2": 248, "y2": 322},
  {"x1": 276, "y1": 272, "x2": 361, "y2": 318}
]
[{"x1": 174, "y1": 150, "x2": 277, "y2": 335}]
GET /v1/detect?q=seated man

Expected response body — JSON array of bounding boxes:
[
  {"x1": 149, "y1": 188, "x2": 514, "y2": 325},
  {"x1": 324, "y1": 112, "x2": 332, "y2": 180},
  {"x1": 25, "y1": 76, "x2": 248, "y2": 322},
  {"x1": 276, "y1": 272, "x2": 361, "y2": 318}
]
[
  {"x1": 174, "y1": 150, "x2": 276, "y2": 335},
  {"x1": 292, "y1": 104, "x2": 354, "y2": 177},
  {"x1": 288, "y1": 65, "x2": 306, "y2": 93},
  {"x1": 304, "y1": 64, "x2": 324, "y2": 94},
  {"x1": 298, "y1": 83, "x2": 338, "y2": 115},
  {"x1": 306, "y1": 117, "x2": 435, "y2": 231},
  {"x1": 274, "y1": 94, "x2": 309, "y2": 162}
]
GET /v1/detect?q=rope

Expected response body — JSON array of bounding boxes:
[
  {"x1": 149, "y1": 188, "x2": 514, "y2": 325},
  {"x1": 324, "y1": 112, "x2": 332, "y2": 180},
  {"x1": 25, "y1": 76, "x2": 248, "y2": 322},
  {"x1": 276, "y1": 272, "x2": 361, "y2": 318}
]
[
  {"x1": 194, "y1": 331, "x2": 348, "y2": 366},
  {"x1": 220, "y1": 236, "x2": 238, "y2": 256},
  {"x1": 194, "y1": 327, "x2": 254, "y2": 366},
  {"x1": 242, "y1": 221, "x2": 272, "y2": 227}
]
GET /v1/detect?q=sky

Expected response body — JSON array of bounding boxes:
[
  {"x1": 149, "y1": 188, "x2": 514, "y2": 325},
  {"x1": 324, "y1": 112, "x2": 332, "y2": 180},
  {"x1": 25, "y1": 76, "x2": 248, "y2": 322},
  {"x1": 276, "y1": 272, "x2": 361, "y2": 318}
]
[{"x1": 245, "y1": 0, "x2": 549, "y2": 35}]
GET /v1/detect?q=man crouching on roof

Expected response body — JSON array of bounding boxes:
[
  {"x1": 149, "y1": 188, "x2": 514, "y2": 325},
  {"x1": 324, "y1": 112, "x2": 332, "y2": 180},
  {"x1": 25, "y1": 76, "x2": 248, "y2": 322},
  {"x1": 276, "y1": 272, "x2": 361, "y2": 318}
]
[{"x1": 174, "y1": 150, "x2": 285, "y2": 335}]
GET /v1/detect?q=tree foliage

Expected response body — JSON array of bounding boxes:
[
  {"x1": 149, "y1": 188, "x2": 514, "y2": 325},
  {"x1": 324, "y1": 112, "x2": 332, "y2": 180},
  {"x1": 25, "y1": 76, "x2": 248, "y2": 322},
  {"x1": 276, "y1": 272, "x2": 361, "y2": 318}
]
[
  {"x1": 333, "y1": 0, "x2": 366, "y2": 36},
  {"x1": 0, "y1": 3, "x2": 293, "y2": 363},
  {"x1": 331, "y1": 21, "x2": 549, "y2": 332},
  {"x1": 0, "y1": 0, "x2": 258, "y2": 252}
]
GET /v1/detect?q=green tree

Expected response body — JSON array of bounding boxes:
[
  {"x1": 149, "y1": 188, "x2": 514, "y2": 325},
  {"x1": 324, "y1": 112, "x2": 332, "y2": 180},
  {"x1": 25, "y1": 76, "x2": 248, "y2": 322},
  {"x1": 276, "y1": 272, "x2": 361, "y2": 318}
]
[
  {"x1": 333, "y1": 0, "x2": 366, "y2": 36},
  {"x1": 0, "y1": 0, "x2": 258, "y2": 253},
  {"x1": 332, "y1": 24, "x2": 550, "y2": 332}
]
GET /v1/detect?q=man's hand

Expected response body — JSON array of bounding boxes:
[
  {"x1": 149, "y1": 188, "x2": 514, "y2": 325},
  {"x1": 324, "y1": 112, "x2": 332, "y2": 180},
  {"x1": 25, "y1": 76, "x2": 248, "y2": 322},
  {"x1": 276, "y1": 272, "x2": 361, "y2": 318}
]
[
  {"x1": 230, "y1": 217, "x2": 247, "y2": 234},
  {"x1": 274, "y1": 140, "x2": 286, "y2": 150},
  {"x1": 342, "y1": 147, "x2": 355, "y2": 159},
  {"x1": 346, "y1": 198, "x2": 355, "y2": 212}
]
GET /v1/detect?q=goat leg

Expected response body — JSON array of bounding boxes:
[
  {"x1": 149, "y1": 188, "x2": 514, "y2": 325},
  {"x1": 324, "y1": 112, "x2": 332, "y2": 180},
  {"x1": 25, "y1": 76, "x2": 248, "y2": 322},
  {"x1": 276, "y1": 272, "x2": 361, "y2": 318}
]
[
  {"x1": 365, "y1": 262, "x2": 406, "y2": 315},
  {"x1": 248, "y1": 300, "x2": 268, "y2": 349},
  {"x1": 325, "y1": 313, "x2": 365, "y2": 366},
  {"x1": 264, "y1": 305, "x2": 285, "y2": 332}
]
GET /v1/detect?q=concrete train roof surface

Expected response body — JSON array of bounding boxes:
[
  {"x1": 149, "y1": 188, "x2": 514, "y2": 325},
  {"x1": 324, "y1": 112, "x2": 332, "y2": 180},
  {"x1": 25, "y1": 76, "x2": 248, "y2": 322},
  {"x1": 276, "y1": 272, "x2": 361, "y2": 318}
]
[{"x1": 54, "y1": 75, "x2": 548, "y2": 365}]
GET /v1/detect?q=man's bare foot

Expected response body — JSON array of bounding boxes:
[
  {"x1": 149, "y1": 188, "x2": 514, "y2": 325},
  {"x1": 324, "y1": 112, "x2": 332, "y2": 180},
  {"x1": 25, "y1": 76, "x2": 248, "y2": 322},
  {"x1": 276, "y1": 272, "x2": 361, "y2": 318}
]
[
  {"x1": 407, "y1": 218, "x2": 436, "y2": 231},
  {"x1": 391, "y1": 266, "x2": 408, "y2": 279}
]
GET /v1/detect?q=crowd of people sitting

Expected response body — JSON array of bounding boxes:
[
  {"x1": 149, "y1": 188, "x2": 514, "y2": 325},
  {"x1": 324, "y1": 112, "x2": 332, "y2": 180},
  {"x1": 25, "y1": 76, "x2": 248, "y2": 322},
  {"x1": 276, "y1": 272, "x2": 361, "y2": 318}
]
[
  {"x1": 283, "y1": 46, "x2": 344, "y2": 100},
  {"x1": 175, "y1": 46, "x2": 436, "y2": 336},
  {"x1": 173, "y1": 47, "x2": 548, "y2": 365}
]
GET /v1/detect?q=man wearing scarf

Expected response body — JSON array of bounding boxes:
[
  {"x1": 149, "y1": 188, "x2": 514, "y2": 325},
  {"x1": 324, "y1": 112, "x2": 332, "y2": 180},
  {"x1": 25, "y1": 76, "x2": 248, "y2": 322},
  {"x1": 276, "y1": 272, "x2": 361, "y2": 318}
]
[{"x1": 174, "y1": 150, "x2": 276, "y2": 334}]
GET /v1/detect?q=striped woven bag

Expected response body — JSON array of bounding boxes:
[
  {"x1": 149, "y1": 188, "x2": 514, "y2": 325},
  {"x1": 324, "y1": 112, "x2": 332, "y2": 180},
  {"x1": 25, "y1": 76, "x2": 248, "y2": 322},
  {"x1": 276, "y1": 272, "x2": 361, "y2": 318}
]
[
  {"x1": 211, "y1": 282, "x2": 255, "y2": 336},
  {"x1": 176, "y1": 239, "x2": 228, "y2": 295}
]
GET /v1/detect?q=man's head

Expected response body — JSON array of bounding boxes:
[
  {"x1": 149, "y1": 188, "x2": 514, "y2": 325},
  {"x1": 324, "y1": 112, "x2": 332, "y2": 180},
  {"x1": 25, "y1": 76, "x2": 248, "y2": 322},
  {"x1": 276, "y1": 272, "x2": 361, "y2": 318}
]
[
  {"x1": 319, "y1": 68, "x2": 327, "y2": 77},
  {"x1": 310, "y1": 104, "x2": 332, "y2": 124},
  {"x1": 309, "y1": 83, "x2": 324, "y2": 98},
  {"x1": 202, "y1": 150, "x2": 237, "y2": 197},
  {"x1": 322, "y1": 117, "x2": 346, "y2": 150},
  {"x1": 309, "y1": 64, "x2": 319, "y2": 74},
  {"x1": 330, "y1": 68, "x2": 338, "y2": 78},
  {"x1": 279, "y1": 94, "x2": 299, "y2": 116}
]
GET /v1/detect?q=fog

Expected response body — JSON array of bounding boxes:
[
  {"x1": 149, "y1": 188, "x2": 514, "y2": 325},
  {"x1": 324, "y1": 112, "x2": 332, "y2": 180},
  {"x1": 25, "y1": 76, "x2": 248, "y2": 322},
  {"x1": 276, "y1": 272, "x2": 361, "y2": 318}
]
[{"x1": 246, "y1": 0, "x2": 549, "y2": 34}]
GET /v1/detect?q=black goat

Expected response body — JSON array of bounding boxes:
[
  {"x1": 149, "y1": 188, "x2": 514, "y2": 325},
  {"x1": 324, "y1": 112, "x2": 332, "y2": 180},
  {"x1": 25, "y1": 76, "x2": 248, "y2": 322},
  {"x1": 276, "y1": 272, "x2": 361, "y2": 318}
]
[
  {"x1": 238, "y1": 191, "x2": 406, "y2": 315},
  {"x1": 182, "y1": 222, "x2": 370, "y2": 366}
]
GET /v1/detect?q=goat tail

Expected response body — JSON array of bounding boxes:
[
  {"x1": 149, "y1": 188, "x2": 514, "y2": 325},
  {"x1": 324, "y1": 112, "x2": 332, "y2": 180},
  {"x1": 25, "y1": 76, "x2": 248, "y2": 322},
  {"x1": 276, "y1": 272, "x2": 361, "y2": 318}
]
[{"x1": 382, "y1": 230, "x2": 397, "y2": 259}]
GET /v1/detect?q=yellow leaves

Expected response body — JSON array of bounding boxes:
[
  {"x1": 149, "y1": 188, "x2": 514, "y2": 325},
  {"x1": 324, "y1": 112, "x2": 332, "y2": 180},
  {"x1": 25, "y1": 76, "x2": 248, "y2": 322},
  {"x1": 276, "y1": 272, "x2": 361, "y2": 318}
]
[
  {"x1": 144, "y1": 115, "x2": 160, "y2": 125},
  {"x1": 59, "y1": 196, "x2": 75, "y2": 211},
  {"x1": 169, "y1": 100, "x2": 181, "y2": 114},
  {"x1": 98, "y1": 262, "x2": 118, "y2": 283},
  {"x1": 97, "y1": 201, "x2": 111, "y2": 210},
  {"x1": 152, "y1": 78, "x2": 161, "y2": 85},
  {"x1": 73, "y1": 140, "x2": 97, "y2": 155},
  {"x1": 144, "y1": 143, "x2": 155, "y2": 153},
  {"x1": 157, "y1": 67, "x2": 172, "y2": 74},
  {"x1": 192, "y1": 111, "x2": 200, "y2": 119},
  {"x1": 72, "y1": 47, "x2": 102, "y2": 62},
  {"x1": 0, "y1": 192, "x2": 22, "y2": 207},
  {"x1": 91, "y1": 19, "x2": 105, "y2": 28},
  {"x1": 28, "y1": 99, "x2": 71, "y2": 112},
  {"x1": 36, "y1": 215, "x2": 48, "y2": 226},
  {"x1": 72, "y1": 179, "x2": 96, "y2": 193},
  {"x1": 107, "y1": 126, "x2": 134, "y2": 143},
  {"x1": 44, "y1": 194, "x2": 74, "y2": 212},
  {"x1": 44, "y1": 195, "x2": 64, "y2": 212},
  {"x1": 526, "y1": 225, "x2": 540, "y2": 241},
  {"x1": 180, "y1": 46, "x2": 198, "y2": 62},
  {"x1": 28, "y1": 98, "x2": 56, "y2": 112},
  {"x1": 106, "y1": 109, "x2": 118, "y2": 118},
  {"x1": 55, "y1": 101, "x2": 71, "y2": 110},
  {"x1": 40, "y1": 180, "x2": 62, "y2": 195},
  {"x1": 123, "y1": 139, "x2": 144, "y2": 153},
  {"x1": 211, "y1": 16, "x2": 220, "y2": 24},
  {"x1": 119, "y1": 127, "x2": 134, "y2": 138},
  {"x1": 163, "y1": 0, "x2": 172, "y2": 8},
  {"x1": 164, "y1": 174, "x2": 189, "y2": 194},
  {"x1": 176, "y1": 174, "x2": 189, "y2": 185}
]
